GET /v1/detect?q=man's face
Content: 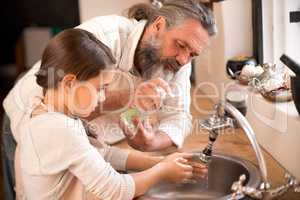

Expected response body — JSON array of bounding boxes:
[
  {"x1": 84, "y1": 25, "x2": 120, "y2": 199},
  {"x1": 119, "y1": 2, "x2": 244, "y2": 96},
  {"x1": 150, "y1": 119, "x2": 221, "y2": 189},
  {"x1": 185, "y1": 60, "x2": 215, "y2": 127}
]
[{"x1": 135, "y1": 18, "x2": 210, "y2": 76}]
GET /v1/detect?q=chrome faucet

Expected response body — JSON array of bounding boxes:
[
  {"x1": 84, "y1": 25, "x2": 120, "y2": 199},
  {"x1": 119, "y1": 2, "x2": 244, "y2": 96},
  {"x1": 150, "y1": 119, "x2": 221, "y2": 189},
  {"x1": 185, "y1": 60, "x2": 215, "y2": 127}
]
[{"x1": 198, "y1": 101, "x2": 300, "y2": 199}]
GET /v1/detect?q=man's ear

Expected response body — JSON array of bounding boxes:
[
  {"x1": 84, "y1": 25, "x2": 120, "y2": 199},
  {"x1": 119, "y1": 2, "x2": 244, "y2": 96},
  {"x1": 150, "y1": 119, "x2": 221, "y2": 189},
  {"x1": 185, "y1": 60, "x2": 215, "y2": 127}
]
[
  {"x1": 151, "y1": 16, "x2": 167, "y2": 34},
  {"x1": 61, "y1": 74, "x2": 76, "y2": 90}
]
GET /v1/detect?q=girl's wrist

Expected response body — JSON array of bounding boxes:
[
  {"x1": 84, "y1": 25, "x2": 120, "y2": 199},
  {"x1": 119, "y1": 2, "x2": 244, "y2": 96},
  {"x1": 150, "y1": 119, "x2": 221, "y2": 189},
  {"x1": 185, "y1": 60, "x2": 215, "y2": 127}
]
[
  {"x1": 144, "y1": 155, "x2": 164, "y2": 169},
  {"x1": 152, "y1": 162, "x2": 168, "y2": 181},
  {"x1": 151, "y1": 156, "x2": 165, "y2": 165}
]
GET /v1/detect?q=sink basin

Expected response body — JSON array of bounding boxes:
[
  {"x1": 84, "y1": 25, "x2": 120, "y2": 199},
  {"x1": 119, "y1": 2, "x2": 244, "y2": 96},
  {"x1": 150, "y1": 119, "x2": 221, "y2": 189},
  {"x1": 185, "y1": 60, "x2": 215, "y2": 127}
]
[{"x1": 137, "y1": 153, "x2": 261, "y2": 200}]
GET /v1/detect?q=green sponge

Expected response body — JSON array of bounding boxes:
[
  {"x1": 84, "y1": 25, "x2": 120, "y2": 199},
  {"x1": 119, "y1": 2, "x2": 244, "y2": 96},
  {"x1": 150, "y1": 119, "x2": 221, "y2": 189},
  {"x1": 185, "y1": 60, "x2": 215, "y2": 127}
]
[{"x1": 121, "y1": 108, "x2": 141, "y2": 127}]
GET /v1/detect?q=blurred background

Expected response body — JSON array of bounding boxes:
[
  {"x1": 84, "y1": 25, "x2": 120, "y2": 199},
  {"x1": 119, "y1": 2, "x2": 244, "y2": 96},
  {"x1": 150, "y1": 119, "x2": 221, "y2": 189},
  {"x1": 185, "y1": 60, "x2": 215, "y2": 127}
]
[{"x1": 0, "y1": 0, "x2": 80, "y2": 105}]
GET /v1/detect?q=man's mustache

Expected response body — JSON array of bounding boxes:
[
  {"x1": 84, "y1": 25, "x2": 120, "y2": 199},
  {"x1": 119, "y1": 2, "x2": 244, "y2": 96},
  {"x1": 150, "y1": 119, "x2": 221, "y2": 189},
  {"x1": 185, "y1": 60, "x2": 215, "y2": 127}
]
[{"x1": 161, "y1": 58, "x2": 182, "y2": 72}]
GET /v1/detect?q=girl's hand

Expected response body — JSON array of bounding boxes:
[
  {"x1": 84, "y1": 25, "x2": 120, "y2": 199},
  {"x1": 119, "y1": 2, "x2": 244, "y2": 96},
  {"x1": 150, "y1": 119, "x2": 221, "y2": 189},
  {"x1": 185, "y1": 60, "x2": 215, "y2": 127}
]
[
  {"x1": 187, "y1": 160, "x2": 208, "y2": 180},
  {"x1": 158, "y1": 153, "x2": 194, "y2": 183}
]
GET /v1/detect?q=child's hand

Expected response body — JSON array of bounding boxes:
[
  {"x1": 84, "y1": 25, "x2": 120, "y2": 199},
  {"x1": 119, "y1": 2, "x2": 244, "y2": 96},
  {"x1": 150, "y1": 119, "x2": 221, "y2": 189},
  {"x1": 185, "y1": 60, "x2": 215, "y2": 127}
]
[
  {"x1": 159, "y1": 153, "x2": 194, "y2": 183},
  {"x1": 187, "y1": 160, "x2": 208, "y2": 180}
]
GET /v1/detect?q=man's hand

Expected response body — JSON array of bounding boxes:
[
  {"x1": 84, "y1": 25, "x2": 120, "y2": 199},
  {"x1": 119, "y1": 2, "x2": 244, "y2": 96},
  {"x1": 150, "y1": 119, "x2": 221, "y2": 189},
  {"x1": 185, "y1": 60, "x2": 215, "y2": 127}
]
[
  {"x1": 120, "y1": 116, "x2": 154, "y2": 151},
  {"x1": 120, "y1": 117, "x2": 173, "y2": 151},
  {"x1": 134, "y1": 78, "x2": 172, "y2": 112}
]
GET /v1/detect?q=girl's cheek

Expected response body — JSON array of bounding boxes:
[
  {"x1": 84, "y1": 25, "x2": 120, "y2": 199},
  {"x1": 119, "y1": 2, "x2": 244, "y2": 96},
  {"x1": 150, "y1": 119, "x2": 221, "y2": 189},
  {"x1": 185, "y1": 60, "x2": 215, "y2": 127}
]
[
  {"x1": 74, "y1": 87, "x2": 92, "y2": 109},
  {"x1": 69, "y1": 83, "x2": 99, "y2": 117},
  {"x1": 90, "y1": 91, "x2": 99, "y2": 110}
]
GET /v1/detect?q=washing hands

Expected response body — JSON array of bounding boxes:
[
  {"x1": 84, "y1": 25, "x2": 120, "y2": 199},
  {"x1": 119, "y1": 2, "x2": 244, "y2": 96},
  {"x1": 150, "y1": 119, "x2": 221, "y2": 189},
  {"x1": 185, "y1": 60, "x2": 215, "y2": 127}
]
[{"x1": 157, "y1": 153, "x2": 208, "y2": 184}]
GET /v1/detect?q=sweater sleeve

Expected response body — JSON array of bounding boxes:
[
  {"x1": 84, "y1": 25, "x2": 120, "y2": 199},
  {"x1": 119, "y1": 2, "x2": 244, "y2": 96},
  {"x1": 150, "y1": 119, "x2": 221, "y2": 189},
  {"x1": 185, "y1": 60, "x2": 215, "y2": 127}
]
[
  {"x1": 157, "y1": 63, "x2": 193, "y2": 148},
  {"x1": 29, "y1": 114, "x2": 135, "y2": 200},
  {"x1": 88, "y1": 136, "x2": 129, "y2": 171}
]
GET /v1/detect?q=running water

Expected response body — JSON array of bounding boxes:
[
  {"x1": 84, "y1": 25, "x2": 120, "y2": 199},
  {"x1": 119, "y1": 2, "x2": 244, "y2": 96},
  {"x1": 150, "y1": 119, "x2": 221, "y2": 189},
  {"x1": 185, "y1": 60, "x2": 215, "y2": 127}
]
[{"x1": 189, "y1": 153, "x2": 210, "y2": 190}]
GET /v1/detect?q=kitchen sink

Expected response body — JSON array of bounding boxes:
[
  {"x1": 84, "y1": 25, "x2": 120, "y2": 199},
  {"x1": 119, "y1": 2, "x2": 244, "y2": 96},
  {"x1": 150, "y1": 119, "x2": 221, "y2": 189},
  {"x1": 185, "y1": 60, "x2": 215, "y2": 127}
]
[{"x1": 137, "y1": 153, "x2": 261, "y2": 200}]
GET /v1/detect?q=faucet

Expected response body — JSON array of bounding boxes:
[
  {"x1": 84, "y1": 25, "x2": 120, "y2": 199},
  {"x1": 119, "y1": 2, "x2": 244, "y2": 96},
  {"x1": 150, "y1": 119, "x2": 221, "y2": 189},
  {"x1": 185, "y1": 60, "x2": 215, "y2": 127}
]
[{"x1": 198, "y1": 101, "x2": 300, "y2": 199}]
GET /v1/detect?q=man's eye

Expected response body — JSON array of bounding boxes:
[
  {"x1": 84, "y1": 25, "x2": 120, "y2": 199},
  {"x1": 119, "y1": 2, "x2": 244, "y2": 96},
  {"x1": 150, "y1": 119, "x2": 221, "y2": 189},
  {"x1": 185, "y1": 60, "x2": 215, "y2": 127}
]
[{"x1": 176, "y1": 41, "x2": 185, "y2": 49}]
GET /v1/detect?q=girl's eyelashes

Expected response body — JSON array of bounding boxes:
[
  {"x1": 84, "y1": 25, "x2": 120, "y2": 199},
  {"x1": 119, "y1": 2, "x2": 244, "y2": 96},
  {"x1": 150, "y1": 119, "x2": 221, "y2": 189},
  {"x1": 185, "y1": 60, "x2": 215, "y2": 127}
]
[
  {"x1": 97, "y1": 86, "x2": 107, "y2": 92},
  {"x1": 97, "y1": 83, "x2": 109, "y2": 90}
]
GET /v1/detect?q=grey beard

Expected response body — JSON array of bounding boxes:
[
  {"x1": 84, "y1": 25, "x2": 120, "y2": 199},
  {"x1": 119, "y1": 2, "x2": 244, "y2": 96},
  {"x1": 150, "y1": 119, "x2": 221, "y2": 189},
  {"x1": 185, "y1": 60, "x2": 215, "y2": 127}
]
[
  {"x1": 134, "y1": 37, "x2": 179, "y2": 80},
  {"x1": 134, "y1": 38, "x2": 161, "y2": 80}
]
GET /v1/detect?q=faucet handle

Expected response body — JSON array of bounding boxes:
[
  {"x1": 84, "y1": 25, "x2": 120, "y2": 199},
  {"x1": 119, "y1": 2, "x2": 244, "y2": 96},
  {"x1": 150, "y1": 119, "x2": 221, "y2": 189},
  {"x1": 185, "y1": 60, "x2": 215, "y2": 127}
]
[
  {"x1": 231, "y1": 174, "x2": 247, "y2": 199},
  {"x1": 231, "y1": 173, "x2": 300, "y2": 200},
  {"x1": 284, "y1": 173, "x2": 300, "y2": 193},
  {"x1": 198, "y1": 115, "x2": 234, "y2": 132},
  {"x1": 231, "y1": 174, "x2": 263, "y2": 199}
]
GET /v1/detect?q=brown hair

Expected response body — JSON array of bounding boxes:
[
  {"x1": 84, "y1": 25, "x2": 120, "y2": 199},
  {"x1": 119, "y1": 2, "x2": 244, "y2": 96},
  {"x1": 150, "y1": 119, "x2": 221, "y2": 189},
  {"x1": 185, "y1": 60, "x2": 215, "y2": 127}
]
[
  {"x1": 128, "y1": 0, "x2": 217, "y2": 36},
  {"x1": 35, "y1": 28, "x2": 116, "y2": 89}
]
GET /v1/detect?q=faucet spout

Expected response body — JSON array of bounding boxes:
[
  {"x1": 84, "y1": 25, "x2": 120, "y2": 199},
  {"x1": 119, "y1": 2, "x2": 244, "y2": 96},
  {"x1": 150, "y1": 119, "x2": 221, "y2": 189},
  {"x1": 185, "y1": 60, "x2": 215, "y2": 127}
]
[{"x1": 220, "y1": 101, "x2": 268, "y2": 185}]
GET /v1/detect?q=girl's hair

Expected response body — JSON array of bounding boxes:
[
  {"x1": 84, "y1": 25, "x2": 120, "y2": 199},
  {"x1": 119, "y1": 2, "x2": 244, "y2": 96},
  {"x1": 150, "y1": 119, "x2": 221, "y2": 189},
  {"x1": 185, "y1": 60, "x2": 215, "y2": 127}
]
[
  {"x1": 128, "y1": 0, "x2": 217, "y2": 36},
  {"x1": 35, "y1": 28, "x2": 116, "y2": 89}
]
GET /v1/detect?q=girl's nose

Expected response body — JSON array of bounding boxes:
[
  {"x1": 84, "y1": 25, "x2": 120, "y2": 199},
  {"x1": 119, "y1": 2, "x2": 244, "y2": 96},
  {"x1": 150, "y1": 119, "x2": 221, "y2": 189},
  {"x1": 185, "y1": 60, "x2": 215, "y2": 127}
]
[{"x1": 98, "y1": 89, "x2": 106, "y2": 102}]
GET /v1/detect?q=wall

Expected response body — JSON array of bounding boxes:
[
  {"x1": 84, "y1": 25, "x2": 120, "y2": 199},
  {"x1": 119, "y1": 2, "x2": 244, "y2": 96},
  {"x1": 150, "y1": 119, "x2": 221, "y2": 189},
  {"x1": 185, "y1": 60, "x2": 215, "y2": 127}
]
[
  {"x1": 262, "y1": 0, "x2": 300, "y2": 65},
  {"x1": 194, "y1": 0, "x2": 253, "y2": 100},
  {"x1": 284, "y1": 0, "x2": 300, "y2": 64},
  {"x1": 79, "y1": 0, "x2": 148, "y2": 22}
]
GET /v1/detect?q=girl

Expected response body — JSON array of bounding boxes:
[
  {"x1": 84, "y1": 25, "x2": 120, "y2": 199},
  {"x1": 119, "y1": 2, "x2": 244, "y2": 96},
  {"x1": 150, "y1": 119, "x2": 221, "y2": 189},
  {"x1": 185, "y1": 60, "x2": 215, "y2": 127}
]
[{"x1": 16, "y1": 29, "x2": 205, "y2": 200}]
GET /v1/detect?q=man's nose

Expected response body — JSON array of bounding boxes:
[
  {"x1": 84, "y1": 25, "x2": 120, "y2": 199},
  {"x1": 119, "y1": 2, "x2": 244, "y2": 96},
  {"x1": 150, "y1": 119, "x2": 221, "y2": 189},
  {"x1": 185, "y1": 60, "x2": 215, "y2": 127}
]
[{"x1": 176, "y1": 53, "x2": 190, "y2": 66}]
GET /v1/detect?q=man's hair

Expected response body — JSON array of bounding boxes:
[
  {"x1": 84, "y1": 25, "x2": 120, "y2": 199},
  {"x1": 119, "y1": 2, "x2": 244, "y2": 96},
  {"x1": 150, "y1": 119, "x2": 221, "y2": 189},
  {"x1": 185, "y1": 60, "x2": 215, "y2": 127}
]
[
  {"x1": 128, "y1": 0, "x2": 217, "y2": 36},
  {"x1": 35, "y1": 29, "x2": 116, "y2": 89}
]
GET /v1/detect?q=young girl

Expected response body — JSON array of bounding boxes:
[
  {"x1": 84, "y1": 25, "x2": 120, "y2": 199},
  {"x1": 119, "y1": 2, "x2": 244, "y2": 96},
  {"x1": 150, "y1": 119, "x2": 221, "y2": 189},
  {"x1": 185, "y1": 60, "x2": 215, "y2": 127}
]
[{"x1": 16, "y1": 29, "x2": 206, "y2": 200}]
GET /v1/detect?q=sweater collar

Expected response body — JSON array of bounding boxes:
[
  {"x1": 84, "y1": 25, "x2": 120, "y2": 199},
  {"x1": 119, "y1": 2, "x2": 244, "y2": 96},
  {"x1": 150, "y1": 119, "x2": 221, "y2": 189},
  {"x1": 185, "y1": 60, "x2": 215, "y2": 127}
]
[{"x1": 118, "y1": 20, "x2": 147, "y2": 73}]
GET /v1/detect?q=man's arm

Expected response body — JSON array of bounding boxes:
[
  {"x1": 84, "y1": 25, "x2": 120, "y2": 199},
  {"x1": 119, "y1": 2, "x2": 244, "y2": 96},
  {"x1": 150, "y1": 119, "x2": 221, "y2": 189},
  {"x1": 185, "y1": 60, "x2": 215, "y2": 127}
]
[{"x1": 156, "y1": 63, "x2": 193, "y2": 148}]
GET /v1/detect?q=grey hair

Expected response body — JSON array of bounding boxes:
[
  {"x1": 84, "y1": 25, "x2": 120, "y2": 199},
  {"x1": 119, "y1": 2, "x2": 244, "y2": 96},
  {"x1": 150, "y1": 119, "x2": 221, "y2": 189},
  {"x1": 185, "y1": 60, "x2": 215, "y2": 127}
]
[{"x1": 127, "y1": 0, "x2": 217, "y2": 36}]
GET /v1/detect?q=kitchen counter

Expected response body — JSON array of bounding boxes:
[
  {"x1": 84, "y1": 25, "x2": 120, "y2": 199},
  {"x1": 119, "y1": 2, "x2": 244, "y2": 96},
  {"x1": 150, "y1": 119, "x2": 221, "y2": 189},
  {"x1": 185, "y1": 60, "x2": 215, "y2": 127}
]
[
  {"x1": 117, "y1": 129, "x2": 300, "y2": 200},
  {"x1": 115, "y1": 92, "x2": 300, "y2": 200}
]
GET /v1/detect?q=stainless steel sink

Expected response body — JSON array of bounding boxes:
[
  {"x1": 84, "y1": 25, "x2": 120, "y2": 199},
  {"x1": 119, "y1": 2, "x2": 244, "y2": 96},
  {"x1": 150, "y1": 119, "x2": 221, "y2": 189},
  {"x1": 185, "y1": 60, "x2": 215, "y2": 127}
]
[{"x1": 137, "y1": 153, "x2": 261, "y2": 200}]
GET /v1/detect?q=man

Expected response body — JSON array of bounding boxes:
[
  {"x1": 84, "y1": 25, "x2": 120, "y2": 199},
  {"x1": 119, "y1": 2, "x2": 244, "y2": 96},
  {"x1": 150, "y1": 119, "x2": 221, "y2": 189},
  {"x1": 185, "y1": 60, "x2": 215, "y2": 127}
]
[
  {"x1": 76, "y1": 0, "x2": 217, "y2": 151},
  {"x1": 2, "y1": 0, "x2": 216, "y2": 198}
]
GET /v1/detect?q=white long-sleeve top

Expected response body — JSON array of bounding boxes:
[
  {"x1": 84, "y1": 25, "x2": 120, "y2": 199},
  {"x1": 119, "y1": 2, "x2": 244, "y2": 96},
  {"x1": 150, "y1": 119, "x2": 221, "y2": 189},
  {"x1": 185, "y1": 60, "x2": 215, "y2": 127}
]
[
  {"x1": 19, "y1": 111, "x2": 135, "y2": 200},
  {"x1": 3, "y1": 15, "x2": 192, "y2": 148}
]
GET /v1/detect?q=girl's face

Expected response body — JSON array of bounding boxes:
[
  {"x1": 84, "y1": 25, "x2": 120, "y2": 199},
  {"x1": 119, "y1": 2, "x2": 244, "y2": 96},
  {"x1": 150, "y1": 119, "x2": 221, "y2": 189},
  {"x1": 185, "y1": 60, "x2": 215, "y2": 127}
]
[{"x1": 67, "y1": 70, "x2": 115, "y2": 118}]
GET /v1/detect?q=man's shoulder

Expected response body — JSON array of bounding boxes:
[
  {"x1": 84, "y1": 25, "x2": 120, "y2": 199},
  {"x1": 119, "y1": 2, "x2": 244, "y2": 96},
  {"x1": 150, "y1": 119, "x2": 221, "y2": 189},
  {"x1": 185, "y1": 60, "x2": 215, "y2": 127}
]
[{"x1": 77, "y1": 15, "x2": 136, "y2": 33}]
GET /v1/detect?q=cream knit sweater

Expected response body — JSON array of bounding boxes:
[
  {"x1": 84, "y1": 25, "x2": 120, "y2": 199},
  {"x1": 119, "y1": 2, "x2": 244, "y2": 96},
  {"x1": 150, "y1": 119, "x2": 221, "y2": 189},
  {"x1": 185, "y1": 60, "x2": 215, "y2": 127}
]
[{"x1": 17, "y1": 111, "x2": 135, "y2": 200}]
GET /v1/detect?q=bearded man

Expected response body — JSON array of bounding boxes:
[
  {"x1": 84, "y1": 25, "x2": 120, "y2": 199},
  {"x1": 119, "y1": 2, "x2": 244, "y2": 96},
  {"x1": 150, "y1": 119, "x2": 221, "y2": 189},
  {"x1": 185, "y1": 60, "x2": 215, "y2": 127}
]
[{"x1": 75, "y1": 0, "x2": 216, "y2": 151}]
